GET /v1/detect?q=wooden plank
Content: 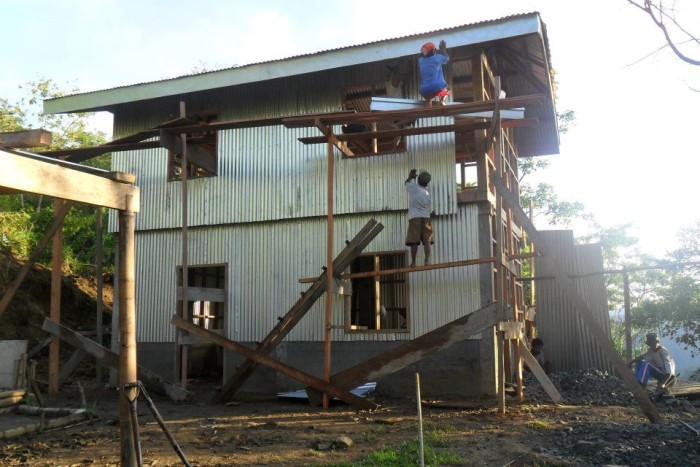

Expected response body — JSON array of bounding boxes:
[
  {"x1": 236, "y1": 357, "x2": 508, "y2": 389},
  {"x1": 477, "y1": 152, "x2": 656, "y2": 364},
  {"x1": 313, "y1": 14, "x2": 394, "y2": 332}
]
[
  {"x1": 41, "y1": 318, "x2": 189, "y2": 401},
  {"x1": 37, "y1": 141, "x2": 161, "y2": 162},
  {"x1": 159, "y1": 129, "x2": 217, "y2": 174},
  {"x1": 0, "y1": 129, "x2": 52, "y2": 148},
  {"x1": 212, "y1": 219, "x2": 384, "y2": 403},
  {"x1": 176, "y1": 286, "x2": 225, "y2": 302},
  {"x1": 0, "y1": 409, "x2": 89, "y2": 440},
  {"x1": 298, "y1": 119, "x2": 537, "y2": 145},
  {"x1": 58, "y1": 349, "x2": 87, "y2": 386},
  {"x1": 0, "y1": 149, "x2": 140, "y2": 211},
  {"x1": 171, "y1": 316, "x2": 377, "y2": 410},
  {"x1": 492, "y1": 174, "x2": 662, "y2": 424},
  {"x1": 299, "y1": 256, "x2": 496, "y2": 283},
  {"x1": 283, "y1": 94, "x2": 544, "y2": 128},
  {"x1": 49, "y1": 199, "x2": 64, "y2": 395},
  {"x1": 370, "y1": 97, "x2": 526, "y2": 119},
  {"x1": 0, "y1": 201, "x2": 74, "y2": 318},
  {"x1": 519, "y1": 340, "x2": 563, "y2": 403},
  {"x1": 307, "y1": 302, "x2": 499, "y2": 405}
]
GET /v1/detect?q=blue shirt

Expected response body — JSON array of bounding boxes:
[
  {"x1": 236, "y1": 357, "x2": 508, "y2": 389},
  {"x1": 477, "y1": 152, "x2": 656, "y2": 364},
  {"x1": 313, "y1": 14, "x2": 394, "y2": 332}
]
[{"x1": 419, "y1": 53, "x2": 449, "y2": 97}]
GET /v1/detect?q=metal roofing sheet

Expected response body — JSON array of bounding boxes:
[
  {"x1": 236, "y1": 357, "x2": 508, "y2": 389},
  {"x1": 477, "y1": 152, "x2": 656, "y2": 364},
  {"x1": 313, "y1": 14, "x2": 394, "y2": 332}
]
[{"x1": 44, "y1": 12, "x2": 548, "y2": 114}]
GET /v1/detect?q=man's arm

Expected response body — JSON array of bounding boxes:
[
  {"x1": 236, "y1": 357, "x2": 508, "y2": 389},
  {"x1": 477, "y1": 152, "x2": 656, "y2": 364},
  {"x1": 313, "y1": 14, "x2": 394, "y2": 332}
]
[{"x1": 406, "y1": 169, "x2": 417, "y2": 184}]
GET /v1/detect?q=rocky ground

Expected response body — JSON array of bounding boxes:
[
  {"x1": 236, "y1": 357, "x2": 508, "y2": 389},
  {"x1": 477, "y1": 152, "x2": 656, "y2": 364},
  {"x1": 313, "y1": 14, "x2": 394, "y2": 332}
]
[{"x1": 0, "y1": 369, "x2": 699, "y2": 466}]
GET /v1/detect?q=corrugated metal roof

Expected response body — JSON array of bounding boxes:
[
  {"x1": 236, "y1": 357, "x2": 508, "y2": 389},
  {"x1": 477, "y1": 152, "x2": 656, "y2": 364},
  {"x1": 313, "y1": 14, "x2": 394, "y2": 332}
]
[{"x1": 44, "y1": 12, "x2": 549, "y2": 115}]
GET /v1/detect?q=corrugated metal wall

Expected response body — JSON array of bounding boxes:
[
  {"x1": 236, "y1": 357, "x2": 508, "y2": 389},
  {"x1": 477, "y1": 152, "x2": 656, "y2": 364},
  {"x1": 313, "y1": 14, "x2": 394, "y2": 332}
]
[
  {"x1": 109, "y1": 63, "x2": 456, "y2": 232},
  {"x1": 535, "y1": 231, "x2": 613, "y2": 372},
  {"x1": 134, "y1": 206, "x2": 481, "y2": 343}
]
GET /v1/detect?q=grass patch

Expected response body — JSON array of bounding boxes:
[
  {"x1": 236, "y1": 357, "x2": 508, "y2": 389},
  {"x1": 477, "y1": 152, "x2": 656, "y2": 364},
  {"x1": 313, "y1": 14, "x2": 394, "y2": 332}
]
[
  {"x1": 525, "y1": 419, "x2": 554, "y2": 429},
  {"x1": 357, "y1": 440, "x2": 462, "y2": 466},
  {"x1": 332, "y1": 421, "x2": 462, "y2": 466}
]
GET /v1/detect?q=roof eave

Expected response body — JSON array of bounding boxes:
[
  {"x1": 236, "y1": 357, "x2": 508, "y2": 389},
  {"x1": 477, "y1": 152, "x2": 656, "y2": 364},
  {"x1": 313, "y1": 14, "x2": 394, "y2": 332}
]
[{"x1": 44, "y1": 13, "x2": 544, "y2": 115}]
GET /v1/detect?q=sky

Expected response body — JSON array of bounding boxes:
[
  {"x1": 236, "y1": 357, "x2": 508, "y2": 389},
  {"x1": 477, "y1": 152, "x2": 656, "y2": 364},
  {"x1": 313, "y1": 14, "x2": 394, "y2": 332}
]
[{"x1": 3, "y1": 0, "x2": 700, "y2": 258}]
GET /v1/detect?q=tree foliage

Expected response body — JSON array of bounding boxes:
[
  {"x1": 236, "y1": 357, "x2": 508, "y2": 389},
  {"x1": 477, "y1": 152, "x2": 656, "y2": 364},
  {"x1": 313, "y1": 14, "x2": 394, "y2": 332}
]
[
  {"x1": 631, "y1": 221, "x2": 700, "y2": 355},
  {"x1": 519, "y1": 182, "x2": 592, "y2": 227},
  {"x1": 0, "y1": 79, "x2": 113, "y2": 275}
]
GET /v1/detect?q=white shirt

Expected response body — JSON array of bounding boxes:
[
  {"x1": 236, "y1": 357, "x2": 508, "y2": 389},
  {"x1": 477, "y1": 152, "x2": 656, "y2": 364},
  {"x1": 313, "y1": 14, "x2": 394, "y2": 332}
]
[
  {"x1": 405, "y1": 181, "x2": 431, "y2": 219},
  {"x1": 643, "y1": 345, "x2": 676, "y2": 375}
]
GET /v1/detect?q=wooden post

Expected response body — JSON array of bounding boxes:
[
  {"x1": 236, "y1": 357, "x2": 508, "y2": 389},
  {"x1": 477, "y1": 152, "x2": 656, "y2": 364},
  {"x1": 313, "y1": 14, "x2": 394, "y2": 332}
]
[
  {"x1": 492, "y1": 174, "x2": 661, "y2": 423},
  {"x1": 491, "y1": 76, "x2": 505, "y2": 413},
  {"x1": 623, "y1": 267, "x2": 632, "y2": 362},
  {"x1": 110, "y1": 236, "x2": 120, "y2": 387},
  {"x1": 118, "y1": 196, "x2": 138, "y2": 466},
  {"x1": 179, "y1": 101, "x2": 190, "y2": 390},
  {"x1": 323, "y1": 124, "x2": 334, "y2": 409},
  {"x1": 48, "y1": 199, "x2": 65, "y2": 396},
  {"x1": 95, "y1": 207, "x2": 104, "y2": 383}
]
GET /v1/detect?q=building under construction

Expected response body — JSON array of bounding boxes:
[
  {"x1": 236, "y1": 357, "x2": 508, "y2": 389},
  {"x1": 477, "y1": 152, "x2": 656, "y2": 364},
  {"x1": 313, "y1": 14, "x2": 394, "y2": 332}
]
[{"x1": 37, "y1": 12, "x2": 616, "y2": 407}]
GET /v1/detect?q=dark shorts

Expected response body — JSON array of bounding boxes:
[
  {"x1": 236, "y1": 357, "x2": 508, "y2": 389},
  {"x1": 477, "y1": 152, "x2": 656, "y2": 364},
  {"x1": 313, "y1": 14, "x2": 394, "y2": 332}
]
[{"x1": 406, "y1": 217, "x2": 433, "y2": 245}]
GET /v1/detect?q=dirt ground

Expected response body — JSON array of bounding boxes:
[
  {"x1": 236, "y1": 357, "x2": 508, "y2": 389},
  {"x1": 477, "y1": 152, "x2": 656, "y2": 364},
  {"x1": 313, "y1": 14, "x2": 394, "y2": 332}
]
[{"x1": 1, "y1": 376, "x2": 699, "y2": 467}]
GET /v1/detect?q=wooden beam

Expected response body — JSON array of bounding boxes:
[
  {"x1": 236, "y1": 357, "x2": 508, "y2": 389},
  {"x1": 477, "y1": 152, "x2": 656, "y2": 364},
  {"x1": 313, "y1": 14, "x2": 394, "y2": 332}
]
[
  {"x1": 519, "y1": 340, "x2": 563, "y2": 403},
  {"x1": 299, "y1": 256, "x2": 496, "y2": 283},
  {"x1": 176, "y1": 286, "x2": 225, "y2": 302},
  {"x1": 159, "y1": 129, "x2": 217, "y2": 174},
  {"x1": 41, "y1": 318, "x2": 188, "y2": 401},
  {"x1": 492, "y1": 174, "x2": 662, "y2": 424},
  {"x1": 48, "y1": 199, "x2": 64, "y2": 396},
  {"x1": 213, "y1": 219, "x2": 384, "y2": 403},
  {"x1": 370, "y1": 97, "x2": 526, "y2": 120},
  {"x1": 37, "y1": 141, "x2": 161, "y2": 162},
  {"x1": 307, "y1": 302, "x2": 499, "y2": 405},
  {"x1": 0, "y1": 149, "x2": 140, "y2": 211},
  {"x1": 0, "y1": 201, "x2": 74, "y2": 318},
  {"x1": 117, "y1": 197, "x2": 138, "y2": 466},
  {"x1": 0, "y1": 129, "x2": 52, "y2": 148},
  {"x1": 299, "y1": 119, "x2": 537, "y2": 146},
  {"x1": 58, "y1": 350, "x2": 87, "y2": 386},
  {"x1": 171, "y1": 316, "x2": 378, "y2": 410},
  {"x1": 283, "y1": 94, "x2": 545, "y2": 128}
]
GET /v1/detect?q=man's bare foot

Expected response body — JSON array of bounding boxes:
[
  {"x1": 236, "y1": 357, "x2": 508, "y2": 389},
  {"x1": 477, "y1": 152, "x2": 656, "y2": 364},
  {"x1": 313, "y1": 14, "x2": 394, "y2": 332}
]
[
  {"x1": 424, "y1": 260, "x2": 431, "y2": 266},
  {"x1": 409, "y1": 263, "x2": 416, "y2": 267}
]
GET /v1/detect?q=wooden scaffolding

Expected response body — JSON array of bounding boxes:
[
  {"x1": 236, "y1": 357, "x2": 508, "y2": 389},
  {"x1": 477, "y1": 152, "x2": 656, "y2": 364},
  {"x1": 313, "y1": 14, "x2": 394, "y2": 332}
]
[{"x1": 33, "y1": 72, "x2": 661, "y2": 424}]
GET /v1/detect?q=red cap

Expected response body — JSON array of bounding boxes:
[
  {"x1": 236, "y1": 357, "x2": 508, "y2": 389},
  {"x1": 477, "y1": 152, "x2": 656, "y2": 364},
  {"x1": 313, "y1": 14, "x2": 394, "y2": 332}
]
[{"x1": 420, "y1": 42, "x2": 436, "y2": 54}]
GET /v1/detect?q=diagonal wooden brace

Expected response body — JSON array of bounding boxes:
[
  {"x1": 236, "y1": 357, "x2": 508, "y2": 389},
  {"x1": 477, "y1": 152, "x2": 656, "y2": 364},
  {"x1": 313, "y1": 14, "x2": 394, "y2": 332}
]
[
  {"x1": 307, "y1": 302, "x2": 499, "y2": 405},
  {"x1": 172, "y1": 316, "x2": 378, "y2": 410},
  {"x1": 41, "y1": 318, "x2": 188, "y2": 401},
  {"x1": 212, "y1": 218, "x2": 384, "y2": 403}
]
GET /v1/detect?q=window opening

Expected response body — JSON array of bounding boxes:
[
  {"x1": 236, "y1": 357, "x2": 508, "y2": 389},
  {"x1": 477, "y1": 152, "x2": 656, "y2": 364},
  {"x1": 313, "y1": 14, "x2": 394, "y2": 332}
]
[
  {"x1": 176, "y1": 264, "x2": 226, "y2": 380},
  {"x1": 346, "y1": 251, "x2": 408, "y2": 331},
  {"x1": 177, "y1": 265, "x2": 225, "y2": 330},
  {"x1": 168, "y1": 110, "x2": 218, "y2": 182},
  {"x1": 456, "y1": 160, "x2": 478, "y2": 190}
]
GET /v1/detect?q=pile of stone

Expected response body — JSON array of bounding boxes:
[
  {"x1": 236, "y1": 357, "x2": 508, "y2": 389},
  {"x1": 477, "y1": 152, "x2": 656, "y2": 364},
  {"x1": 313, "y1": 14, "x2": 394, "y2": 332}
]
[{"x1": 522, "y1": 369, "x2": 636, "y2": 406}]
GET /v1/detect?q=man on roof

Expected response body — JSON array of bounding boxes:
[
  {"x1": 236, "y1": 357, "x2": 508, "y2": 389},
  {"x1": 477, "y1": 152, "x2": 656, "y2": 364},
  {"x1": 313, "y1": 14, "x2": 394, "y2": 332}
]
[{"x1": 418, "y1": 40, "x2": 450, "y2": 107}]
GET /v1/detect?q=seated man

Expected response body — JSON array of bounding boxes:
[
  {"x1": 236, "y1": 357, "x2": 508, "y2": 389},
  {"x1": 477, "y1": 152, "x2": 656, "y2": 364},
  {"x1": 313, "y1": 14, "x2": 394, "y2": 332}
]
[{"x1": 629, "y1": 332, "x2": 676, "y2": 399}]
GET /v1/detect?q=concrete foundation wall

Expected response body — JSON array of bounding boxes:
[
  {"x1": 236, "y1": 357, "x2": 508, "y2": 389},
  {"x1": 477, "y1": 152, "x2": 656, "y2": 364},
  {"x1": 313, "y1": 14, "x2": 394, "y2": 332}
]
[{"x1": 138, "y1": 339, "x2": 489, "y2": 399}]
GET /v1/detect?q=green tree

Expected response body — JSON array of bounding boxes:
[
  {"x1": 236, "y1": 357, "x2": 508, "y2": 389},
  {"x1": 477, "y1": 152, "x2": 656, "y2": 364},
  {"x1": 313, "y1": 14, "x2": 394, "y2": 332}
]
[
  {"x1": 632, "y1": 221, "x2": 700, "y2": 355},
  {"x1": 0, "y1": 79, "x2": 113, "y2": 274}
]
